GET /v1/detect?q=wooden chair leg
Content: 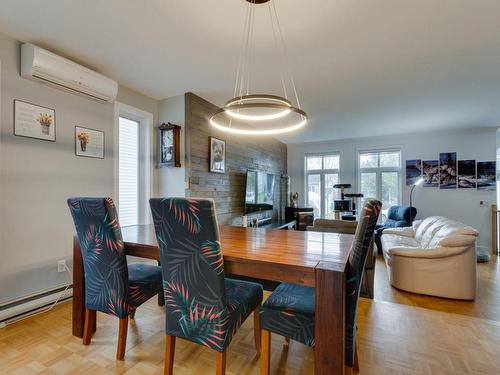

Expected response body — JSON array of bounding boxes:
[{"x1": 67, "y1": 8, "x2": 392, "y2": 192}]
[
  {"x1": 116, "y1": 316, "x2": 128, "y2": 360},
  {"x1": 164, "y1": 335, "x2": 176, "y2": 375},
  {"x1": 82, "y1": 309, "x2": 94, "y2": 345},
  {"x1": 90, "y1": 310, "x2": 97, "y2": 335},
  {"x1": 158, "y1": 290, "x2": 165, "y2": 306},
  {"x1": 283, "y1": 337, "x2": 290, "y2": 347},
  {"x1": 129, "y1": 309, "x2": 136, "y2": 319},
  {"x1": 253, "y1": 308, "x2": 261, "y2": 355},
  {"x1": 216, "y1": 350, "x2": 226, "y2": 375},
  {"x1": 260, "y1": 329, "x2": 271, "y2": 375},
  {"x1": 345, "y1": 366, "x2": 353, "y2": 375},
  {"x1": 353, "y1": 343, "x2": 359, "y2": 372}
]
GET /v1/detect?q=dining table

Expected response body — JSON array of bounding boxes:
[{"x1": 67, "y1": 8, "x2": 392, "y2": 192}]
[{"x1": 72, "y1": 224, "x2": 355, "y2": 375}]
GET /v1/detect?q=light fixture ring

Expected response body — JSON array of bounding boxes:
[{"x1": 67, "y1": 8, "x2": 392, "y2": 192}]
[{"x1": 225, "y1": 94, "x2": 292, "y2": 108}]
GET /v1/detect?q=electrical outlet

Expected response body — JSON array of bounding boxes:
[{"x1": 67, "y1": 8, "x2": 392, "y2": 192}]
[
  {"x1": 57, "y1": 260, "x2": 66, "y2": 273},
  {"x1": 480, "y1": 200, "x2": 490, "y2": 207}
]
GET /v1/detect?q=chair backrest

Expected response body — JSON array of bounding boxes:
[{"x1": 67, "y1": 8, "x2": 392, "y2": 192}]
[
  {"x1": 149, "y1": 198, "x2": 227, "y2": 349},
  {"x1": 345, "y1": 198, "x2": 382, "y2": 366},
  {"x1": 67, "y1": 197, "x2": 129, "y2": 318}
]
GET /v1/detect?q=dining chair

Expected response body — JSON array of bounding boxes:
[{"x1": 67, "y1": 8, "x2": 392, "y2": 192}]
[
  {"x1": 149, "y1": 197, "x2": 263, "y2": 375},
  {"x1": 259, "y1": 198, "x2": 382, "y2": 375},
  {"x1": 68, "y1": 197, "x2": 163, "y2": 360}
]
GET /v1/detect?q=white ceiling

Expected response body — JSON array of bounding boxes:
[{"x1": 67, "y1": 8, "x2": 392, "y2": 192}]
[{"x1": 1, "y1": 0, "x2": 500, "y2": 143}]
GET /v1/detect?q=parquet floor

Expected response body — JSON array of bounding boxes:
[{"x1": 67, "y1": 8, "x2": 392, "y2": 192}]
[{"x1": 1, "y1": 257, "x2": 499, "y2": 374}]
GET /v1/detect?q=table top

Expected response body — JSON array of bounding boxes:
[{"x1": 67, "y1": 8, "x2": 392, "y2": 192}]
[{"x1": 121, "y1": 224, "x2": 354, "y2": 271}]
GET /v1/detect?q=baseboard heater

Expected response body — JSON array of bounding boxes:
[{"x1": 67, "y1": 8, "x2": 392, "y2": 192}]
[{"x1": 0, "y1": 286, "x2": 73, "y2": 326}]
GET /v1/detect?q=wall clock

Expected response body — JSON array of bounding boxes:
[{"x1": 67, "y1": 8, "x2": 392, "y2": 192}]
[{"x1": 158, "y1": 122, "x2": 181, "y2": 168}]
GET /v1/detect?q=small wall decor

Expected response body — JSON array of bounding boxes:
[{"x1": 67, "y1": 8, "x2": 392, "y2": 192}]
[
  {"x1": 457, "y1": 160, "x2": 476, "y2": 189},
  {"x1": 14, "y1": 100, "x2": 56, "y2": 141},
  {"x1": 439, "y1": 152, "x2": 457, "y2": 189},
  {"x1": 209, "y1": 136, "x2": 226, "y2": 173},
  {"x1": 406, "y1": 159, "x2": 422, "y2": 185},
  {"x1": 158, "y1": 123, "x2": 181, "y2": 167},
  {"x1": 75, "y1": 126, "x2": 104, "y2": 159},
  {"x1": 477, "y1": 161, "x2": 496, "y2": 190},
  {"x1": 422, "y1": 160, "x2": 439, "y2": 187}
]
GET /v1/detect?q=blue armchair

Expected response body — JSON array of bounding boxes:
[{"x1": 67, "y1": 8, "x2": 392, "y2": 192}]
[{"x1": 375, "y1": 205, "x2": 417, "y2": 253}]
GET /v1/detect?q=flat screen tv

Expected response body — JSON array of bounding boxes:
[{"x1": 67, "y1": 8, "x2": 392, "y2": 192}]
[{"x1": 245, "y1": 170, "x2": 275, "y2": 213}]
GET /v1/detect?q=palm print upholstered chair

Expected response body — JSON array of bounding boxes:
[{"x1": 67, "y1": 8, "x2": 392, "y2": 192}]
[
  {"x1": 259, "y1": 198, "x2": 382, "y2": 375},
  {"x1": 149, "y1": 198, "x2": 263, "y2": 375},
  {"x1": 68, "y1": 197, "x2": 163, "y2": 360}
]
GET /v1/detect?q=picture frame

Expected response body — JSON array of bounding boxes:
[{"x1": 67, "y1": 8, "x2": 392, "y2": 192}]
[
  {"x1": 14, "y1": 100, "x2": 56, "y2": 142},
  {"x1": 158, "y1": 123, "x2": 181, "y2": 168},
  {"x1": 209, "y1": 136, "x2": 226, "y2": 174},
  {"x1": 75, "y1": 126, "x2": 105, "y2": 159},
  {"x1": 439, "y1": 152, "x2": 457, "y2": 189}
]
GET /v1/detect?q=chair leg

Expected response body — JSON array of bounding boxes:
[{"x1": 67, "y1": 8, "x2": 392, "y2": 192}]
[
  {"x1": 345, "y1": 366, "x2": 353, "y2": 375},
  {"x1": 90, "y1": 310, "x2": 97, "y2": 335},
  {"x1": 216, "y1": 350, "x2": 226, "y2": 375},
  {"x1": 253, "y1": 308, "x2": 261, "y2": 355},
  {"x1": 116, "y1": 316, "x2": 128, "y2": 360},
  {"x1": 353, "y1": 343, "x2": 359, "y2": 372},
  {"x1": 158, "y1": 290, "x2": 165, "y2": 306},
  {"x1": 82, "y1": 309, "x2": 94, "y2": 345},
  {"x1": 283, "y1": 337, "x2": 290, "y2": 347},
  {"x1": 260, "y1": 329, "x2": 271, "y2": 375},
  {"x1": 129, "y1": 309, "x2": 136, "y2": 319},
  {"x1": 164, "y1": 335, "x2": 176, "y2": 375}
]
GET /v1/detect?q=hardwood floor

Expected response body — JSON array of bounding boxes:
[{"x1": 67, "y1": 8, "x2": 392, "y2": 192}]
[{"x1": 1, "y1": 257, "x2": 499, "y2": 374}]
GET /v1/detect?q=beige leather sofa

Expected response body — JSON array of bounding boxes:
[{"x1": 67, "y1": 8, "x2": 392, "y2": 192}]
[
  {"x1": 307, "y1": 219, "x2": 376, "y2": 299},
  {"x1": 381, "y1": 216, "x2": 478, "y2": 300}
]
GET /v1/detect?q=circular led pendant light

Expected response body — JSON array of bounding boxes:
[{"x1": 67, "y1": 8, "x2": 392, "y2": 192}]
[{"x1": 209, "y1": 0, "x2": 308, "y2": 135}]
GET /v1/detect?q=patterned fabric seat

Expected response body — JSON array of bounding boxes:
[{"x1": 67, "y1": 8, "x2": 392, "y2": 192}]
[
  {"x1": 67, "y1": 197, "x2": 163, "y2": 360},
  {"x1": 260, "y1": 283, "x2": 315, "y2": 347},
  {"x1": 259, "y1": 198, "x2": 382, "y2": 375},
  {"x1": 149, "y1": 197, "x2": 263, "y2": 375},
  {"x1": 128, "y1": 263, "x2": 164, "y2": 307}
]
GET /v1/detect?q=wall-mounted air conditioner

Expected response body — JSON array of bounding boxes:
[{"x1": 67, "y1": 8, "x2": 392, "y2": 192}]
[{"x1": 21, "y1": 43, "x2": 118, "y2": 103}]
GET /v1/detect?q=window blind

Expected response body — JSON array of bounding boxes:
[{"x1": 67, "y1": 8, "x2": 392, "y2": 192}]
[{"x1": 119, "y1": 117, "x2": 139, "y2": 227}]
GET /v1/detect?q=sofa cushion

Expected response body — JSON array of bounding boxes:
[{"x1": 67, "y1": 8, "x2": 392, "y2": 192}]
[
  {"x1": 414, "y1": 216, "x2": 441, "y2": 242},
  {"x1": 382, "y1": 233, "x2": 420, "y2": 250},
  {"x1": 427, "y1": 223, "x2": 478, "y2": 248},
  {"x1": 419, "y1": 217, "x2": 451, "y2": 248}
]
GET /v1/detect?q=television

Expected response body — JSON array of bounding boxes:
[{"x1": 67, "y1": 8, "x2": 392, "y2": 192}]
[{"x1": 245, "y1": 170, "x2": 275, "y2": 213}]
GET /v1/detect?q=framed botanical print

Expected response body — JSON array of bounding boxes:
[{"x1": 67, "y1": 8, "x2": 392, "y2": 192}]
[
  {"x1": 14, "y1": 100, "x2": 56, "y2": 141},
  {"x1": 158, "y1": 123, "x2": 181, "y2": 167},
  {"x1": 75, "y1": 126, "x2": 104, "y2": 159},
  {"x1": 210, "y1": 136, "x2": 226, "y2": 173}
]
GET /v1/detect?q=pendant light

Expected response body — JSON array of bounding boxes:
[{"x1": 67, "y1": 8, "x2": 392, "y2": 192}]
[{"x1": 209, "y1": 0, "x2": 308, "y2": 135}]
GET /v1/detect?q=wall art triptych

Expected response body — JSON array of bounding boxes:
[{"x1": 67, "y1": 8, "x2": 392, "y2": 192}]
[{"x1": 405, "y1": 152, "x2": 495, "y2": 191}]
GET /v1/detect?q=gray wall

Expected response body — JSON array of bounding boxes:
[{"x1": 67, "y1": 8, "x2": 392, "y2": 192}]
[
  {"x1": 0, "y1": 32, "x2": 159, "y2": 305},
  {"x1": 288, "y1": 127, "x2": 497, "y2": 251}
]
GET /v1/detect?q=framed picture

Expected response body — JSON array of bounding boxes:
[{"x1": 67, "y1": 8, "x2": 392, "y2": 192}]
[
  {"x1": 477, "y1": 161, "x2": 496, "y2": 191},
  {"x1": 422, "y1": 160, "x2": 439, "y2": 187},
  {"x1": 75, "y1": 126, "x2": 104, "y2": 159},
  {"x1": 439, "y1": 152, "x2": 457, "y2": 189},
  {"x1": 210, "y1": 136, "x2": 226, "y2": 173},
  {"x1": 158, "y1": 123, "x2": 181, "y2": 167},
  {"x1": 14, "y1": 100, "x2": 56, "y2": 141},
  {"x1": 406, "y1": 159, "x2": 422, "y2": 185},
  {"x1": 457, "y1": 160, "x2": 476, "y2": 189}
]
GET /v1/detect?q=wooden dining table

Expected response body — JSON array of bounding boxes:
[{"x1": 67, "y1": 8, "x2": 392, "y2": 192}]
[{"x1": 72, "y1": 224, "x2": 355, "y2": 375}]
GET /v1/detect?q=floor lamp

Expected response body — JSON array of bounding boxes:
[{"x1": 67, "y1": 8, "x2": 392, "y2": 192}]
[{"x1": 409, "y1": 177, "x2": 424, "y2": 224}]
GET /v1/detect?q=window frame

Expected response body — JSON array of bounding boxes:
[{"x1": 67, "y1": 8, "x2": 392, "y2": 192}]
[
  {"x1": 357, "y1": 148, "x2": 402, "y2": 209},
  {"x1": 114, "y1": 102, "x2": 153, "y2": 226},
  {"x1": 304, "y1": 152, "x2": 341, "y2": 218}
]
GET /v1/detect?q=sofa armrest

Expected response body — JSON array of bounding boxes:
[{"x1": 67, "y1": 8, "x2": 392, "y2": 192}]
[
  {"x1": 382, "y1": 227, "x2": 415, "y2": 237},
  {"x1": 389, "y1": 245, "x2": 471, "y2": 259}
]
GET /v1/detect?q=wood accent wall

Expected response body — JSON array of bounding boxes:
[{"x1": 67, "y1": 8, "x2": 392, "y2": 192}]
[{"x1": 184, "y1": 93, "x2": 287, "y2": 224}]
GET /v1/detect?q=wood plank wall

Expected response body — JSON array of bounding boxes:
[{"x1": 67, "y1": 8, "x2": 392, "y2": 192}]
[{"x1": 184, "y1": 93, "x2": 287, "y2": 224}]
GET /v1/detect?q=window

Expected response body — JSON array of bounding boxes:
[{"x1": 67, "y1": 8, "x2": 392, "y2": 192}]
[
  {"x1": 119, "y1": 117, "x2": 140, "y2": 226},
  {"x1": 358, "y1": 150, "x2": 401, "y2": 209},
  {"x1": 115, "y1": 103, "x2": 153, "y2": 227},
  {"x1": 305, "y1": 154, "x2": 340, "y2": 218}
]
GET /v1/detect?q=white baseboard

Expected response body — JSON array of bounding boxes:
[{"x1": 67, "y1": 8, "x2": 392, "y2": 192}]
[{"x1": 0, "y1": 287, "x2": 73, "y2": 324}]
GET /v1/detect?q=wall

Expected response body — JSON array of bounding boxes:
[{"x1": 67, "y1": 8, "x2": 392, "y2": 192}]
[
  {"x1": 0, "y1": 32, "x2": 159, "y2": 305},
  {"x1": 158, "y1": 94, "x2": 186, "y2": 197},
  {"x1": 288, "y1": 127, "x2": 497, "y2": 250},
  {"x1": 185, "y1": 93, "x2": 287, "y2": 224}
]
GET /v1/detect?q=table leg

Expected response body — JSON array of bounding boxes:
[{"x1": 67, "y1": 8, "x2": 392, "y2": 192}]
[
  {"x1": 315, "y1": 261, "x2": 346, "y2": 375},
  {"x1": 72, "y1": 237, "x2": 85, "y2": 338}
]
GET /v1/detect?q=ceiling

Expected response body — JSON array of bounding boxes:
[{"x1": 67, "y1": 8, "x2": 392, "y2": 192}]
[{"x1": 1, "y1": 0, "x2": 500, "y2": 143}]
